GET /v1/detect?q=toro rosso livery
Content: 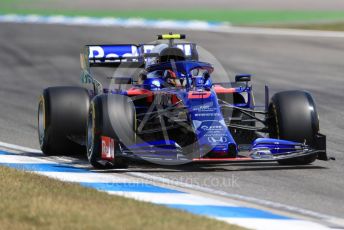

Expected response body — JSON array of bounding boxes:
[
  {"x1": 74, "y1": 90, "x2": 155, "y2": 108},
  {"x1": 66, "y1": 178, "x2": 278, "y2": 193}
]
[{"x1": 38, "y1": 34, "x2": 328, "y2": 168}]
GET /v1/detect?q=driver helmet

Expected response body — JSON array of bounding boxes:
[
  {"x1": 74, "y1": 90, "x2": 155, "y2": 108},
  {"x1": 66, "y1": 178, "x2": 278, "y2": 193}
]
[{"x1": 163, "y1": 69, "x2": 180, "y2": 87}]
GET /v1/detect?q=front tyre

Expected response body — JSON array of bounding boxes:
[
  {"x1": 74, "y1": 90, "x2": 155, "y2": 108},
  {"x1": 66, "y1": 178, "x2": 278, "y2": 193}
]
[
  {"x1": 86, "y1": 94, "x2": 136, "y2": 169},
  {"x1": 268, "y1": 90, "x2": 319, "y2": 165}
]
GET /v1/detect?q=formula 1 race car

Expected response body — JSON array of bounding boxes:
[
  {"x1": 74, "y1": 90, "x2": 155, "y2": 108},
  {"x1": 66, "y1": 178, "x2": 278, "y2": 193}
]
[{"x1": 37, "y1": 33, "x2": 328, "y2": 168}]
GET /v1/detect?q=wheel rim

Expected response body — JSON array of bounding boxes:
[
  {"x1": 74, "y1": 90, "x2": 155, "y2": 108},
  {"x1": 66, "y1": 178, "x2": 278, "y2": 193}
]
[{"x1": 38, "y1": 98, "x2": 45, "y2": 147}]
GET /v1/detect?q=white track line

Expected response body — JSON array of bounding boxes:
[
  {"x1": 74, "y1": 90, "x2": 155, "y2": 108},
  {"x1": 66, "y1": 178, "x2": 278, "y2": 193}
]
[
  {"x1": 39, "y1": 172, "x2": 134, "y2": 183},
  {"x1": 0, "y1": 14, "x2": 224, "y2": 31},
  {"x1": 106, "y1": 191, "x2": 238, "y2": 206},
  {"x1": 218, "y1": 218, "x2": 331, "y2": 230},
  {"x1": 1, "y1": 14, "x2": 344, "y2": 38},
  {"x1": 0, "y1": 140, "x2": 343, "y2": 228},
  {"x1": 0, "y1": 154, "x2": 52, "y2": 164}
]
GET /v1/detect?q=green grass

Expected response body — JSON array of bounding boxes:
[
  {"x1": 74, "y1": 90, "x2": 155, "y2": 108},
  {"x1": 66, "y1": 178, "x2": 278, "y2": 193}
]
[
  {"x1": 265, "y1": 22, "x2": 344, "y2": 31},
  {"x1": 0, "y1": 6, "x2": 344, "y2": 25},
  {"x1": 0, "y1": 166, "x2": 244, "y2": 230},
  {"x1": 1, "y1": 0, "x2": 344, "y2": 30}
]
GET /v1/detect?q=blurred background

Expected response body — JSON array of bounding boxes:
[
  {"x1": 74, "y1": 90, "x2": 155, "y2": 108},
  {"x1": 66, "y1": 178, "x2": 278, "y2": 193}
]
[{"x1": 1, "y1": 0, "x2": 344, "y2": 30}]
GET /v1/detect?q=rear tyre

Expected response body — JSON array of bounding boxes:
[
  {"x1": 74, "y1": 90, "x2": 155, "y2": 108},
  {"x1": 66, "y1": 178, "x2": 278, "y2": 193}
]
[
  {"x1": 86, "y1": 94, "x2": 136, "y2": 169},
  {"x1": 38, "y1": 87, "x2": 89, "y2": 155},
  {"x1": 268, "y1": 90, "x2": 319, "y2": 165}
]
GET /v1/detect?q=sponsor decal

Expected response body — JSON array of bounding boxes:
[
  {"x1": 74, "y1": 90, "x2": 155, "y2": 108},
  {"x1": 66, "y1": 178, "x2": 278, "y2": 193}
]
[
  {"x1": 142, "y1": 44, "x2": 192, "y2": 56},
  {"x1": 101, "y1": 136, "x2": 115, "y2": 160},
  {"x1": 200, "y1": 125, "x2": 223, "y2": 131},
  {"x1": 192, "y1": 103, "x2": 215, "y2": 112},
  {"x1": 207, "y1": 136, "x2": 229, "y2": 143},
  {"x1": 201, "y1": 125, "x2": 209, "y2": 130},
  {"x1": 194, "y1": 113, "x2": 220, "y2": 117},
  {"x1": 88, "y1": 45, "x2": 138, "y2": 63}
]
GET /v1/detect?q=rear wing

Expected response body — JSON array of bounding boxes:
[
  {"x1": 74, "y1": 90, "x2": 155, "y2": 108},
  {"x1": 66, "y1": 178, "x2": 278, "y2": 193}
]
[
  {"x1": 81, "y1": 43, "x2": 198, "y2": 70},
  {"x1": 80, "y1": 34, "x2": 198, "y2": 94}
]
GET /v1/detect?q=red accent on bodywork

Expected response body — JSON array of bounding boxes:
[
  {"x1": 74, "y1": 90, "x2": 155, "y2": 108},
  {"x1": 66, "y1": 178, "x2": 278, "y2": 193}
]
[
  {"x1": 171, "y1": 95, "x2": 180, "y2": 104},
  {"x1": 127, "y1": 87, "x2": 153, "y2": 103},
  {"x1": 127, "y1": 88, "x2": 153, "y2": 96},
  {"x1": 213, "y1": 85, "x2": 236, "y2": 94},
  {"x1": 101, "y1": 136, "x2": 115, "y2": 160},
  {"x1": 188, "y1": 91, "x2": 211, "y2": 99}
]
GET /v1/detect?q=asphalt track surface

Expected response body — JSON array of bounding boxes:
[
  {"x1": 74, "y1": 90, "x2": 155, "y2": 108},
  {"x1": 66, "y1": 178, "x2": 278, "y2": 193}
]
[{"x1": 0, "y1": 23, "x2": 344, "y2": 219}]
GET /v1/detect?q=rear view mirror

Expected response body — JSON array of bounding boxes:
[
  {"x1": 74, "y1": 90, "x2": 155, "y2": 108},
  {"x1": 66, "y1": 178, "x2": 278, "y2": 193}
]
[
  {"x1": 202, "y1": 71, "x2": 210, "y2": 81},
  {"x1": 235, "y1": 74, "x2": 251, "y2": 82}
]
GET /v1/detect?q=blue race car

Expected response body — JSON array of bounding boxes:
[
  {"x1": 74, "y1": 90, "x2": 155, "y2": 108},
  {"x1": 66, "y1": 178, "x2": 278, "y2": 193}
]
[{"x1": 37, "y1": 33, "x2": 328, "y2": 168}]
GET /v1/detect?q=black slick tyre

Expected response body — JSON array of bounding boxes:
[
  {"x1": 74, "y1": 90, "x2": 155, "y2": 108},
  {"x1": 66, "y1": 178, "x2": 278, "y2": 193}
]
[
  {"x1": 38, "y1": 87, "x2": 90, "y2": 155},
  {"x1": 268, "y1": 90, "x2": 319, "y2": 165},
  {"x1": 86, "y1": 94, "x2": 136, "y2": 169}
]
